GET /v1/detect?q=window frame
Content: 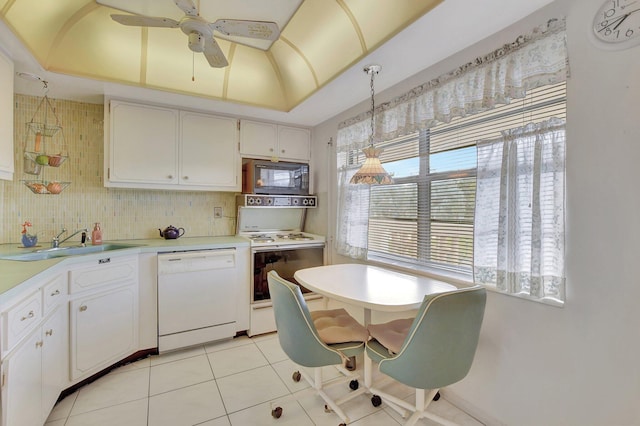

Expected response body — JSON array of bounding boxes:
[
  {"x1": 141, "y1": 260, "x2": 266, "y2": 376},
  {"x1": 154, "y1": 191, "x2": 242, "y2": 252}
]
[{"x1": 345, "y1": 82, "x2": 567, "y2": 279}]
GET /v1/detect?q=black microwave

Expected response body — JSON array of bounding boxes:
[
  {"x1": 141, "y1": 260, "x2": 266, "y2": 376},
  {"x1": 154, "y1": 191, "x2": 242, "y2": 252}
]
[{"x1": 242, "y1": 160, "x2": 309, "y2": 195}]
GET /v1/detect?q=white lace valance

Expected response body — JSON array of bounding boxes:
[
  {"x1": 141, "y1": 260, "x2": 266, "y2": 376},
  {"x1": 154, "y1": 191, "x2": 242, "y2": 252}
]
[{"x1": 337, "y1": 18, "x2": 569, "y2": 153}]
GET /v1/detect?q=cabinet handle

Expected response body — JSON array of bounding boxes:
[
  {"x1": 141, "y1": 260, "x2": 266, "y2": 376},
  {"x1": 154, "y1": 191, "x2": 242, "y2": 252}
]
[
  {"x1": 183, "y1": 176, "x2": 189, "y2": 180},
  {"x1": 79, "y1": 305, "x2": 88, "y2": 312},
  {"x1": 168, "y1": 175, "x2": 173, "y2": 179},
  {"x1": 269, "y1": 148, "x2": 274, "y2": 152},
  {"x1": 35, "y1": 341, "x2": 43, "y2": 348},
  {"x1": 45, "y1": 329, "x2": 53, "y2": 336},
  {"x1": 20, "y1": 310, "x2": 34, "y2": 321},
  {"x1": 252, "y1": 304, "x2": 273, "y2": 310},
  {"x1": 51, "y1": 289, "x2": 60, "y2": 296},
  {"x1": 281, "y1": 149, "x2": 285, "y2": 153}
]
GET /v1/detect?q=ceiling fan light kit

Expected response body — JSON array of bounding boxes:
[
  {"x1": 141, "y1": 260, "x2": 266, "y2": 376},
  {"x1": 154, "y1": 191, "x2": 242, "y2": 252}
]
[
  {"x1": 108, "y1": 0, "x2": 280, "y2": 68},
  {"x1": 188, "y1": 32, "x2": 205, "y2": 52}
]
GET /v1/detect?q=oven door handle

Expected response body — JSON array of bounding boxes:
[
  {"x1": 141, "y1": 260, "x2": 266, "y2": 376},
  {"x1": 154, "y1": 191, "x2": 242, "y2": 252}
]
[{"x1": 251, "y1": 242, "x2": 325, "y2": 252}]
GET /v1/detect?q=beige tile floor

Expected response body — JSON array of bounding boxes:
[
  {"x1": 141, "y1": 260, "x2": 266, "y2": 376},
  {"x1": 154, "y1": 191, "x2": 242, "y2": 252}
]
[{"x1": 45, "y1": 333, "x2": 483, "y2": 426}]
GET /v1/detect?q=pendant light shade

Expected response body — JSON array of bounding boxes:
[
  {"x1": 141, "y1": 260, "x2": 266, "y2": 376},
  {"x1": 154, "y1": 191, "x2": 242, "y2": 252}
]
[
  {"x1": 350, "y1": 65, "x2": 393, "y2": 185},
  {"x1": 349, "y1": 146, "x2": 393, "y2": 184}
]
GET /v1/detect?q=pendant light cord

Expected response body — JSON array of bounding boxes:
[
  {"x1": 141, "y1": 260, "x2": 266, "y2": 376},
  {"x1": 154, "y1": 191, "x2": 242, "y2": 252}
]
[
  {"x1": 367, "y1": 66, "x2": 380, "y2": 147},
  {"x1": 369, "y1": 69, "x2": 375, "y2": 146}
]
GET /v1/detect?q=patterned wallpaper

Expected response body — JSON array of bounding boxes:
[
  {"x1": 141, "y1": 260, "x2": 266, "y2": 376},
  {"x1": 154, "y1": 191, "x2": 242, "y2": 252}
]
[{"x1": 0, "y1": 94, "x2": 236, "y2": 245}]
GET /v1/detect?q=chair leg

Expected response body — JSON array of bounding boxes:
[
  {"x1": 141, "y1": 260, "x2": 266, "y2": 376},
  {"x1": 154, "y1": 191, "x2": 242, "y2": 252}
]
[
  {"x1": 272, "y1": 365, "x2": 364, "y2": 424},
  {"x1": 368, "y1": 386, "x2": 458, "y2": 426},
  {"x1": 345, "y1": 355, "x2": 356, "y2": 371},
  {"x1": 368, "y1": 386, "x2": 411, "y2": 417}
]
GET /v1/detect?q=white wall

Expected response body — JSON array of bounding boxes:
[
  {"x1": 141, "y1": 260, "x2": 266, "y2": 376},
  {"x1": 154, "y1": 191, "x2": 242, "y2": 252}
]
[{"x1": 312, "y1": 0, "x2": 640, "y2": 424}]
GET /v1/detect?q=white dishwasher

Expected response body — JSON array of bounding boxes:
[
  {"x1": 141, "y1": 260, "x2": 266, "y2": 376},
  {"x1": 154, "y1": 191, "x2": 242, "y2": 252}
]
[{"x1": 157, "y1": 249, "x2": 237, "y2": 352}]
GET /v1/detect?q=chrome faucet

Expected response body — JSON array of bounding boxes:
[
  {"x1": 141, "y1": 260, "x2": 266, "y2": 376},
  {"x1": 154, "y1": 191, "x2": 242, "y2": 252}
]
[{"x1": 52, "y1": 228, "x2": 88, "y2": 248}]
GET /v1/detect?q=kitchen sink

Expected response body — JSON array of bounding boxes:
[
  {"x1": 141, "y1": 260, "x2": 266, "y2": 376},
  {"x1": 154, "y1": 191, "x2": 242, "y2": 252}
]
[{"x1": 0, "y1": 243, "x2": 142, "y2": 261}]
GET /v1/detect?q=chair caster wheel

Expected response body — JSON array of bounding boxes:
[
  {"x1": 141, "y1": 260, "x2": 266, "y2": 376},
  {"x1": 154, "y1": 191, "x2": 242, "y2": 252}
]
[
  {"x1": 292, "y1": 371, "x2": 301, "y2": 382},
  {"x1": 349, "y1": 379, "x2": 359, "y2": 390},
  {"x1": 339, "y1": 423, "x2": 347, "y2": 426},
  {"x1": 371, "y1": 395, "x2": 382, "y2": 407},
  {"x1": 324, "y1": 404, "x2": 331, "y2": 413},
  {"x1": 433, "y1": 391, "x2": 440, "y2": 401},
  {"x1": 271, "y1": 406, "x2": 283, "y2": 418}
]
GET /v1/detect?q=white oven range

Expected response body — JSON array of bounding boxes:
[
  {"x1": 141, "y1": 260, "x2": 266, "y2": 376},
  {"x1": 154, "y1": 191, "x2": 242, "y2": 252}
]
[{"x1": 237, "y1": 195, "x2": 326, "y2": 336}]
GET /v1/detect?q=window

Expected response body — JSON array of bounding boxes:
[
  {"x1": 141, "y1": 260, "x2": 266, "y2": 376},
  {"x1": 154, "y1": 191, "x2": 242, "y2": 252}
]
[{"x1": 340, "y1": 82, "x2": 566, "y2": 276}]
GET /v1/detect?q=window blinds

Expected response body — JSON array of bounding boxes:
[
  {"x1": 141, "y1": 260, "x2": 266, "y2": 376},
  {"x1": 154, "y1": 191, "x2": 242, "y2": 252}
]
[{"x1": 366, "y1": 82, "x2": 566, "y2": 274}]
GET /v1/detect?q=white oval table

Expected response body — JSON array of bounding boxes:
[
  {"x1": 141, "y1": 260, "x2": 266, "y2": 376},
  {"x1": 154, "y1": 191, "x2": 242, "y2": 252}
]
[
  {"x1": 294, "y1": 263, "x2": 458, "y2": 389},
  {"x1": 294, "y1": 263, "x2": 457, "y2": 324}
]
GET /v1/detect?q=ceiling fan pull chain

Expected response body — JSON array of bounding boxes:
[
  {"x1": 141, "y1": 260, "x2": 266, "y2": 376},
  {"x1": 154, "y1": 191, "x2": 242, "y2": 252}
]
[{"x1": 192, "y1": 52, "x2": 195, "y2": 82}]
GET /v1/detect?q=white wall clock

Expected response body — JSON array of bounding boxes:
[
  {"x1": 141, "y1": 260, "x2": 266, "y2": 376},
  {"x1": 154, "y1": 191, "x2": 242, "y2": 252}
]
[{"x1": 592, "y1": 0, "x2": 640, "y2": 50}]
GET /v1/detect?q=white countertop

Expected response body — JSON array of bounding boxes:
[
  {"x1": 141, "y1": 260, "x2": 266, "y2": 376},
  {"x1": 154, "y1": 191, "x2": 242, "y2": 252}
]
[{"x1": 0, "y1": 236, "x2": 249, "y2": 298}]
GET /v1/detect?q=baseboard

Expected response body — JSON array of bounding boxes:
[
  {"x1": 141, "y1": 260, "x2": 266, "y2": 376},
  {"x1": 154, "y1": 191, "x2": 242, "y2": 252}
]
[
  {"x1": 441, "y1": 389, "x2": 506, "y2": 426},
  {"x1": 58, "y1": 348, "x2": 158, "y2": 402}
]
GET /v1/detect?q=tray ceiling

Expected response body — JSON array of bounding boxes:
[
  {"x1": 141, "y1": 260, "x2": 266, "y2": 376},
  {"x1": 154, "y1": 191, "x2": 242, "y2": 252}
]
[{"x1": 0, "y1": 0, "x2": 441, "y2": 112}]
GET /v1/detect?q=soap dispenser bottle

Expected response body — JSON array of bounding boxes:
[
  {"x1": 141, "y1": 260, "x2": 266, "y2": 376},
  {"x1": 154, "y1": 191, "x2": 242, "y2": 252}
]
[{"x1": 92, "y1": 223, "x2": 103, "y2": 245}]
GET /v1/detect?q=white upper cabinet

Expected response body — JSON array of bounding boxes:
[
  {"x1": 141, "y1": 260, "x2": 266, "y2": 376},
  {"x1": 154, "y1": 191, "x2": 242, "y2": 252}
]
[
  {"x1": 180, "y1": 111, "x2": 238, "y2": 188},
  {"x1": 240, "y1": 119, "x2": 310, "y2": 162},
  {"x1": 106, "y1": 100, "x2": 240, "y2": 191},
  {"x1": 0, "y1": 49, "x2": 14, "y2": 181},
  {"x1": 108, "y1": 101, "x2": 179, "y2": 185},
  {"x1": 277, "y1": 125, "x2": 311, "y2": 161}
]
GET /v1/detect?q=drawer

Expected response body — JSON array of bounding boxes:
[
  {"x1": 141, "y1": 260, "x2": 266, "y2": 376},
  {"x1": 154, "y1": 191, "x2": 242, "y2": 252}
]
[
  {"x1": 43, "y1": 273, "x2": 67, "y2": 314},
  {"x1": 69, "y1": 255, "x2": 138, "y2": 294},
  {"x1": 249, "y1": 302, "x2": 276, "y2": 336},
  {"x1": 248, "y1": 295, "x2": 325, "y2": 337},
  {"x1": 3, "y1": 289, "x2": 42, "y2": 352}
]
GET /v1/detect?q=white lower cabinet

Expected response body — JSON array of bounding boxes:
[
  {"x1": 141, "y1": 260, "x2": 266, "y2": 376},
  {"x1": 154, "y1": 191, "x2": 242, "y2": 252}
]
[
  {"x1": 69, "y1": 255, "x2": 139, "y2": 381},
  {"x1": 2, "y1": 305, "x2": 67, "y2": 426},
  {"x1": 41, "y1": 307, "x2": 67, "y2": 421},
  {"x1": 3, "y1": 327, "x2": 42, "y2": 426}
]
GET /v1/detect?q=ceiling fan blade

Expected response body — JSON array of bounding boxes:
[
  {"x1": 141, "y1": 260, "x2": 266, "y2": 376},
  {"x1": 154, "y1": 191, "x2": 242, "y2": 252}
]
[
  {"x1": 211, "y1": 19, "x2": 280, "y2": 41},
  {"x1": 111, "y1": 14, "x2": 179, "y2": 28},
  {"x1": 96, "y1": 0, "x2": 140, "y2": 14},
  {"x1": 174, "y1": 0, "x2": 198, "y2": 17},
  {"x1": 203, "y1": 37, "x2": 229, "y2": 68}
]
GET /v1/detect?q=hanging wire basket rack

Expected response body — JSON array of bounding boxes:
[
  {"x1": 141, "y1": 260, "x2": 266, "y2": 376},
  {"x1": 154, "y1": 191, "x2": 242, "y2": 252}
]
[
  {"x1": 22, "y1": 180, "x2": 71, "y2": 195},
  {"x1": 21, "y1": 88, "x2": 71, "y2": 193}
]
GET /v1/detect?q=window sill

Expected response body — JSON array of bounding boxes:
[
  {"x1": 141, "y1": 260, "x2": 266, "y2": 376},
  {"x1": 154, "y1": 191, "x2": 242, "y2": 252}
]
[
  {"x1": 366, "y1": 256, "x2": 565, "y2": 308},
  {"x1": 366, "y1": 255, "x2": 474, "y2": 287}
]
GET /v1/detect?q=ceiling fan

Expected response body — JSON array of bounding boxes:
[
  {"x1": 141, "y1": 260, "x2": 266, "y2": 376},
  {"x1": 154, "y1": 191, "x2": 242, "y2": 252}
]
[{"x1": 104, "y1": 0, "x2": 280, "y2": 68}]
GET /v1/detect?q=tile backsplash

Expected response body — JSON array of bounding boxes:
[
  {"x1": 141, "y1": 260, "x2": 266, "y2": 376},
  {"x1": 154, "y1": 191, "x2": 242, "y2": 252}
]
[{"x1": 0, "y1": 95, "x2": 236, "y2": 245}]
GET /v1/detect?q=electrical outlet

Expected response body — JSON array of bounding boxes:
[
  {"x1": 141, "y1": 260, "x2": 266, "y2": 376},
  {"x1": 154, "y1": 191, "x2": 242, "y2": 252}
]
[{"x1": 214, "y1": 207, "x2": 223, "y2": 218}]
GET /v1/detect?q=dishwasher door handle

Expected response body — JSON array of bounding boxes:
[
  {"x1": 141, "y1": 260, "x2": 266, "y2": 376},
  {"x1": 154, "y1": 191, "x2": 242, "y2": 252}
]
[{"x1": 158, "y1": 249, "x2": 236, "y2": 275}]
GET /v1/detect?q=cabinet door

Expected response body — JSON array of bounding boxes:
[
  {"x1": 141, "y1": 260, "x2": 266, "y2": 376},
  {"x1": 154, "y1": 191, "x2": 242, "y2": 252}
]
[
  {"x1": 109, "y1": 101, "x2": 179, "y2": 184},
  {"x1": 70, "y1": 286, "x2": 138, "y2": 380},
  {"x1": 239, "y1": 120, "x2": 277, "y2": 159},
  {"x1": 180, "y1": 111, "x2": 239, "y2": 189},
  {"x1": 3, "y1": 330, "x2": 42, "y2": 426},
  {"x1": 0, "y1": 49, "x2": 13, "y2": 181},
  {"x1": 277, "y1": 125, "x2": 310, "y2": 161},
  {"x1": 41, "y1": 307, "x2": 67, "y2": 420}
]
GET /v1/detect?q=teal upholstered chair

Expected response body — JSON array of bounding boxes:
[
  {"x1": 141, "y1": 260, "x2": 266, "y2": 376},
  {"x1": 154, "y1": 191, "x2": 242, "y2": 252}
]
[
  {"x1": 267, "y1": 270, "x2": 368, "y2": 425},
  {"x1": 366, "y1": 286, "x2": 486, "y2": 426}
]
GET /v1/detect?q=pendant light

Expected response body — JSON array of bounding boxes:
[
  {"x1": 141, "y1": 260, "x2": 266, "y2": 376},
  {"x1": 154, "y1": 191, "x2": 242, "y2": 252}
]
[{"x1": 349, "y1": 64, "x2": 393, "y2": 185}]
